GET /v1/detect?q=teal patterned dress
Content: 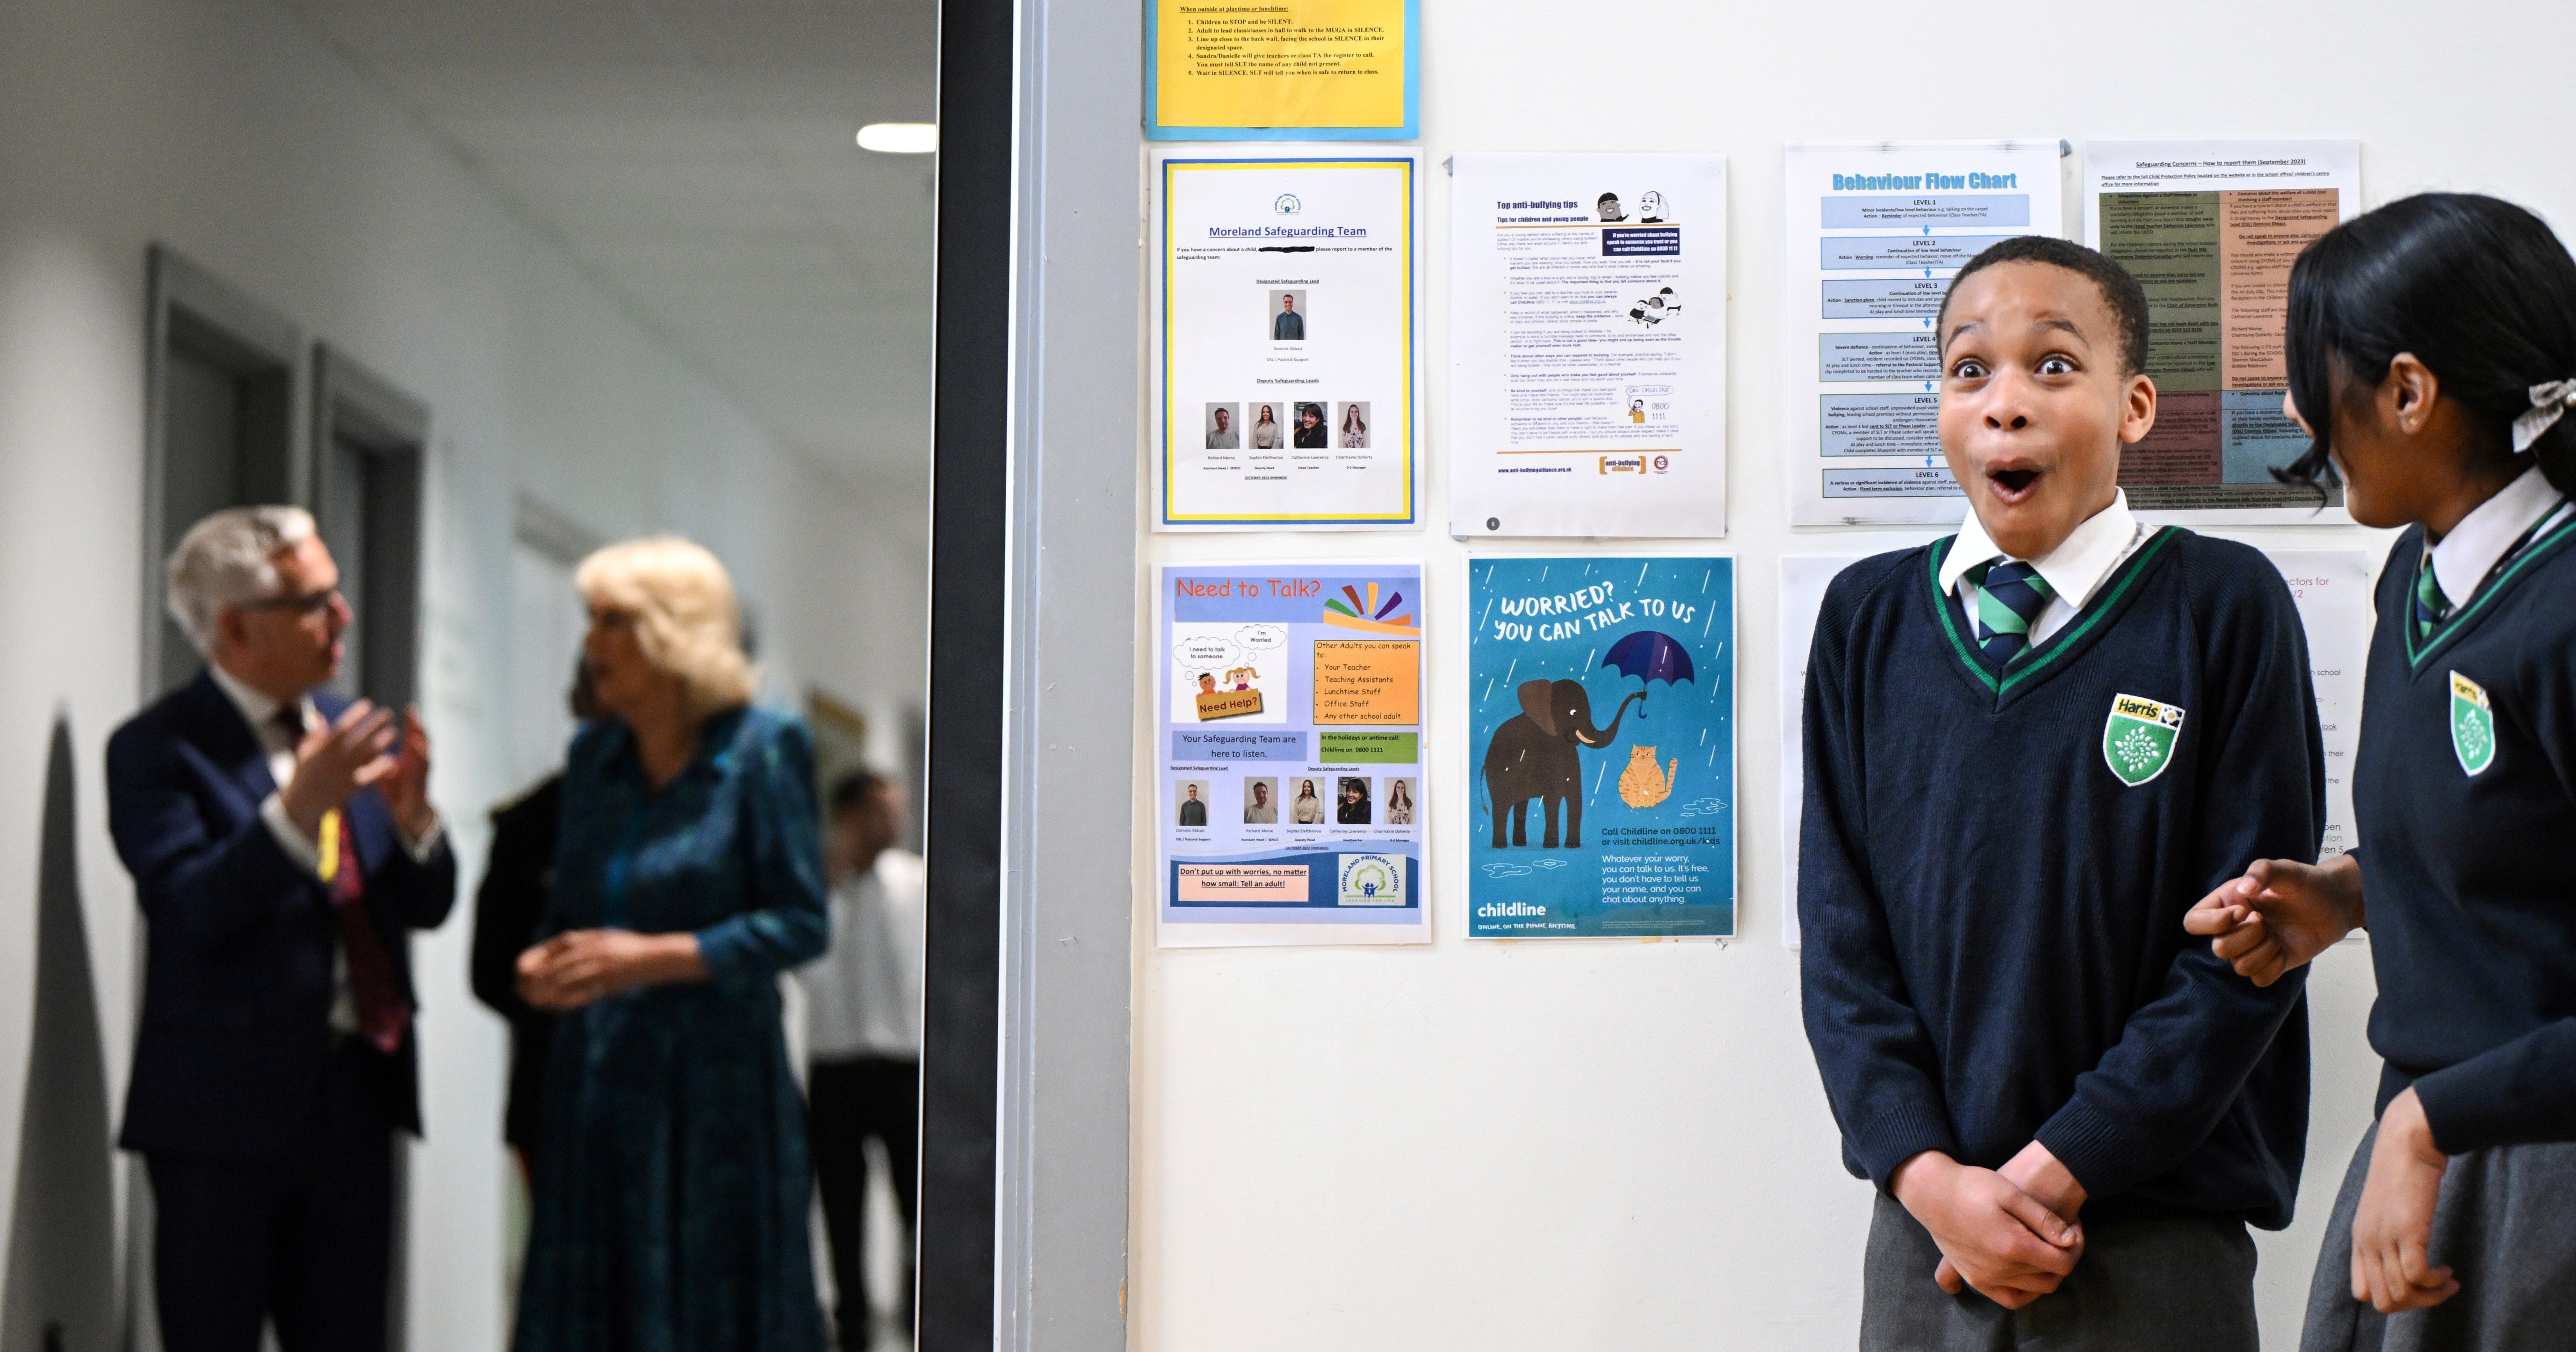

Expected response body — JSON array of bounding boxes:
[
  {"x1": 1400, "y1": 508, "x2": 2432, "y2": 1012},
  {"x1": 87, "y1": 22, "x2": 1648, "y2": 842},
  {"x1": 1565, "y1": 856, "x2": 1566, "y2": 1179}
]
[{"x1": 512, "y1": 706, "x2": 830, "y2": 1352}]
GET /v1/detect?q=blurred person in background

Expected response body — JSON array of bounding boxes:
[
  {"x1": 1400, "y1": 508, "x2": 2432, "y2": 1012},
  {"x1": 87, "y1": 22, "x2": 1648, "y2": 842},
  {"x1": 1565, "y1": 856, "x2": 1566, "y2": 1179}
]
[
  {"x1": 511, "y1": 536, "x2": 828, "y2": 1351},
  {"x1": 798, "y1": 770, "x2": 926, "y2": 1351},
  {"x1": 107, "y1": 506, "x2": 455, "y2": 1352},
  {"x1": 470, "y1": 658, "x2": 598, "y2": 1183}
]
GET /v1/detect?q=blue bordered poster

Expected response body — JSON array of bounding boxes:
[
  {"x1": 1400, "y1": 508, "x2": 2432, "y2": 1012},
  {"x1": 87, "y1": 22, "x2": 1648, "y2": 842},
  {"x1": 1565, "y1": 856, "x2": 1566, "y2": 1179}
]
[
  {"x1": 1152, "y1": 152, "x2": 1421, "y2": 530},
  {"x1": 1157, "y1": 560, "x2": 1429, "y2": 947},
  {"x1": 1146, "y1": 0, "x2": 1421, "y2": 142},
  {"x1": 1467, "y1": 556, "x2": 1737, "y2": 938}
]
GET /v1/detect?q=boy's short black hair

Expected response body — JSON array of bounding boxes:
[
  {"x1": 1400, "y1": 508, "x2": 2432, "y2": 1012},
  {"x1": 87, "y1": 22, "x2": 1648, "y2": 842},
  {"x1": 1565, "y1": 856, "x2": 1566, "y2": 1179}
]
[{"x1": 1937, "y1": 236, "x2": 2152, "y2": 378}]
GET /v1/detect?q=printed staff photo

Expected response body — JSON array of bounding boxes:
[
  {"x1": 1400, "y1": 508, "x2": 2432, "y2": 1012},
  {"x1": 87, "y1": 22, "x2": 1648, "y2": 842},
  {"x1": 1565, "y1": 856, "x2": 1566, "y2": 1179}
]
[
  {"x1": 1289, "y1": 777, "x2": 1327, "y2": 824},
  {"x1": 1335, "y1": 776, "x2": 1372, "y2": 825},
  {"x1": 1203, "y1": 402, "x2": 1240, "y2": 449},
  {"x1": 1174, "y1": 779, "x2": 1211, "y2": 827},
  {"x1": 1292, "y1": 402, "x2": 1329, "y2": 450},
  {"x1": 1382, "y1": 777, "x2": 1414, "y2": 824},
  {"x1": 1267, "y1": 288, "x2": 1306, "y2": 342},
  {"x1": 1242, "y1": 777, "x2": 1278, "y2": 824},
  {"x1": 1247, "y1": 402, "x2": 1282, "y2": 449},
  {"x1": 1336, "y1": 401, "x2": 1370, "y2": 449}
]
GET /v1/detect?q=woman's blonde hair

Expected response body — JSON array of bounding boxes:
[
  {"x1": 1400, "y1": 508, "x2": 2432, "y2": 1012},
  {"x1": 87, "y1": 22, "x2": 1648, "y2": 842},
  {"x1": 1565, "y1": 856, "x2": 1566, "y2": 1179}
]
[{"x1": 576, "y1": 536, "x2": 757, "y2": 718}]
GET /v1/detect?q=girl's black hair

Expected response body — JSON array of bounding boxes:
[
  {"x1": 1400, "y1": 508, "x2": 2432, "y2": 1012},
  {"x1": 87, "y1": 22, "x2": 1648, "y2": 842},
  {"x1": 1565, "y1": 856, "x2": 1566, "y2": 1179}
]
[{"x1": 2280, "y1": 193, "x2": 2576, "y2": 494}]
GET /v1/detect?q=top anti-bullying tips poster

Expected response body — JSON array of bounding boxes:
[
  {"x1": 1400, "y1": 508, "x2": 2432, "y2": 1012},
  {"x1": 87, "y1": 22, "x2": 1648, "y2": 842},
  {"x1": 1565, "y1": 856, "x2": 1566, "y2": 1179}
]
[
  {"x1": 1156, "y1": 560, "x2": 1429, "y2": 946},
  {"x1": 1467, "y1": 557, "x2": 1736, "y2": 937}
]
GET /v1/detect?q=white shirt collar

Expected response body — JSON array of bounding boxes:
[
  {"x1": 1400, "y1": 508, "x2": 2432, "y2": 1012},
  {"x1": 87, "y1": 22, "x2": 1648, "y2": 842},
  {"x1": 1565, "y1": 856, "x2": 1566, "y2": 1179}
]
[
  {"x1": 204, "y1": 662, "x2": 310, "y2": 741},
  {"x1": 1939, "y1": 489, "x2": 2141, "y2": 612},
  {"x1": 2427, "y1": 466, "x2": 2566, "y2": 609}
]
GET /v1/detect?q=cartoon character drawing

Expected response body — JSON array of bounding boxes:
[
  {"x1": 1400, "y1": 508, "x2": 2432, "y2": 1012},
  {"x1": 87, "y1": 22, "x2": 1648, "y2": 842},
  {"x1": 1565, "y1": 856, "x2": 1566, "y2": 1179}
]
[
  {"x1": 1480, "y1": 679, "x2": 1648, "y2": 848},
  {"x1": 1618, "y1": 745, "x2": 1679, "y2": 808},
  {"x1": 1225, "y1": 665, "x2": 1258, "y2": 691}
]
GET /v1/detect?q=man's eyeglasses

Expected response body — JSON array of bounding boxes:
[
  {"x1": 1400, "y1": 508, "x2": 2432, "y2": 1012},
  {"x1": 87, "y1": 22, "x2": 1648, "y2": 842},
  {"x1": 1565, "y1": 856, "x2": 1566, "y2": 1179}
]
[{"x1": 238, "y1": 588, "x2": 344, "y2": 618}]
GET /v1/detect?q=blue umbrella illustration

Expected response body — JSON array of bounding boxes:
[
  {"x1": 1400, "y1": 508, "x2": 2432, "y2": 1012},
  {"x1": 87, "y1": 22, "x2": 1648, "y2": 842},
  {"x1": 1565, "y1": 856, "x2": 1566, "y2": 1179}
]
[{"x1": 1600, "y1": 630, "x2": 1695, "y2": 716}]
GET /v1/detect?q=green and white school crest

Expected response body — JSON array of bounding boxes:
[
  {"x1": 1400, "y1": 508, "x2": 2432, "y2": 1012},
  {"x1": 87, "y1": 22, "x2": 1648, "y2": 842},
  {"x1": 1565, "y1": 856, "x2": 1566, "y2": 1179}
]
[
  {"x1": 2103, "y1": 693, "x2": 2186, "y2": 787},
  {"x1": 2450, "y1": 671, "x2": 2496, "y2": 776}
]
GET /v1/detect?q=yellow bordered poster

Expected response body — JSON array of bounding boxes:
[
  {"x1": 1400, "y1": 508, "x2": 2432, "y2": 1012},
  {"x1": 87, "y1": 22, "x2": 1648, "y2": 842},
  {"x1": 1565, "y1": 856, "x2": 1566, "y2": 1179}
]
[
  {"x1": 1153, "y1": 152, "x2": 1420, "y2": 530},
  {"x1": 1146, "y1": 0, "x2": 1419, "y2": 141}
]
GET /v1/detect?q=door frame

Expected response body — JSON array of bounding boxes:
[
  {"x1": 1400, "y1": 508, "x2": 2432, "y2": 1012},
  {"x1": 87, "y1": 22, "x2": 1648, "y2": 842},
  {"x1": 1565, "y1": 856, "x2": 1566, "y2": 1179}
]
[{"x1": 917, "y1": 0, "x2": 1140, "y2": 1346}]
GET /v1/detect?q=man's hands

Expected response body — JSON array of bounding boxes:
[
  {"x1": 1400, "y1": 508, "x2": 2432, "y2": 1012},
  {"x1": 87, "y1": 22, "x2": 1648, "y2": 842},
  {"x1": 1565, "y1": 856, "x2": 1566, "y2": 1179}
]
[
  {"x1": 2352, "y1": 1088, "x2": 2457, "y2": 1314},
  {"x1": 279, "y1": 701, "x2": 401, "y2": 839},
  {"x1": 2184, "y1": 854, "x2": 2364, "y2": 986},
  {"x1": 378, "y1": 704, "x2": 436, "y2": 841},
  {"x1": 1892, "y1": 1150, "x2": 2084, "y2": 1309},
  {"x1": 516, "y1": 930, "x2": 709, "y2": 1011}
]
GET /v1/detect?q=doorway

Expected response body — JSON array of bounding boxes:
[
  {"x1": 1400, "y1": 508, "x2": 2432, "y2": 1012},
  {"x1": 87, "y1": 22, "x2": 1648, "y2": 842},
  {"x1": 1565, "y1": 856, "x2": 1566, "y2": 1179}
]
[
  {"x1": 142, "y1": 246, "x2": 301, "y2": 695},
  {"x1": 310, "y1": 345, "x2": 428, "y2": 712}
]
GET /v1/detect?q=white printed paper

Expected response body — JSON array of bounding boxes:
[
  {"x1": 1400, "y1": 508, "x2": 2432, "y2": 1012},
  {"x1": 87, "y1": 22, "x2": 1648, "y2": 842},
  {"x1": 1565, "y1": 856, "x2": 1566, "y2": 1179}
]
[
  {"x1": 1786, "y1": 141, "x2": 2064, "y2": 526},
  {"x1": 1152, "y1": 151, "x2": 1422, "y2": 530},
  {"x1": 1447, "y1": 152, "x2": 1727, "y2": 539},
  {"x1": 2085, "y1": 142, "x2": 2361, "y2": 523},
  {"x1": 1776, "y1": 556, "x2": 1868, "y2": 950},
  {"x1": 2262, "y1": 550, "x2": 2373, "y2": 859}
]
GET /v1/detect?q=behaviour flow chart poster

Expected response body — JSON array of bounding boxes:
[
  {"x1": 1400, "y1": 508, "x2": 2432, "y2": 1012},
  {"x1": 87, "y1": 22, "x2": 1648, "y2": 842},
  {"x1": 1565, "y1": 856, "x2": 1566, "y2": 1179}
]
[
  {"x1": 1447, "y1": 152, "x2": 1728, "y2": 539},
  {"x1": 1466, "y1": 557, "x2": 1736, "y2": 938},
  {"x1": 1146, "y1": 0, "x2": 1420, "y2": 141},
  {"x1": 1772, "y1": 546, "x2": 2371, "y2": 948},
  {"x1": 1154, "y1": 152, "x2": 1422, "y2": 530},
  {"x1": 1156, "y1": 560, "x2": 1429, "y2": 947},
  {"x1": 1786, "y1": 141, "x2": 2064, "y2": 526},
  {"x1": 2084, "y1": 141, "x2": 2361, "y2": 522}
]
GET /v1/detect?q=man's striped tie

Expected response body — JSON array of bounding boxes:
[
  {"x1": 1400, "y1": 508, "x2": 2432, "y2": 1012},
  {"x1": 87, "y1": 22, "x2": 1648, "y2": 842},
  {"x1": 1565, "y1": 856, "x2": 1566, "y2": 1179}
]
[{"x1": 1967, "y1": 560, "x2": 2056, "y2": 664}]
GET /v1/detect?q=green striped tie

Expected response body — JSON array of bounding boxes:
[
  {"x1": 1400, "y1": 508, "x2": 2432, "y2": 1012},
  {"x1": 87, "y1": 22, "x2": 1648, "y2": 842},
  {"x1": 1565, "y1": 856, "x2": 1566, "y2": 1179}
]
[
  {"x1": 1966, "y1": 560, "x2": 2056, "y2": 664},
  {"x1": 2413, "y1": 549, "x2": 2449, "y2": 641}
]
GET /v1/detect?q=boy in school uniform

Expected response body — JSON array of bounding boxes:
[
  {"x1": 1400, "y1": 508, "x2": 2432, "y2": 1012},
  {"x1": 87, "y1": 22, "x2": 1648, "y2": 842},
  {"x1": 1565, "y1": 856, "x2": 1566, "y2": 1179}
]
[{"x1": 1798, "y1": 236, "x2": 2326, "y2": 1350}]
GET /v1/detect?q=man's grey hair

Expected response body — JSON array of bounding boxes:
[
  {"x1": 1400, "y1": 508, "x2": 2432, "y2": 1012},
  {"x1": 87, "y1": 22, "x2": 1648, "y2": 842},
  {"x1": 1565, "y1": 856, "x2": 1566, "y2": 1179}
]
[{"x1": 166, "y1": 506, "x2": 317, "y2": 651}]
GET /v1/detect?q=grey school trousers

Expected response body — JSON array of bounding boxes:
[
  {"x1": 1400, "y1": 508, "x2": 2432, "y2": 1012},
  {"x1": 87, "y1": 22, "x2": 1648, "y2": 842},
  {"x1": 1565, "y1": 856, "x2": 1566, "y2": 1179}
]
[
  {"x1": 1861, "y1": 1190, "x2": 2258, "y2": 1352},
  {"x1": 2302, "y1": 1121, "x2": 2576, "y2": 1352}
]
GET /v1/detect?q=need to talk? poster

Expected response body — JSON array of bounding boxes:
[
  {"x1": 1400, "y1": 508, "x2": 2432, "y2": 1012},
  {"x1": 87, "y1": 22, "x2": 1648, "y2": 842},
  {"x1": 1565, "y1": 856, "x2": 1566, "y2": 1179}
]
[
  {"x1": 1156, "y1": 560, "x2": 1428, "y2": 947},
  {"x1": 1467, "y1": 557, "x2": 1736, "y2": 937}
]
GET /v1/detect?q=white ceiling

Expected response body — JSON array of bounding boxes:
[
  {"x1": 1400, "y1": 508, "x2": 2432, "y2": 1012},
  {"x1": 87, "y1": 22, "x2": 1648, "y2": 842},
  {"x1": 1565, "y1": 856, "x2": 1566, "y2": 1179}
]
[{"x1": 282, "y1": 0, "x2": 940, "y2": 486}]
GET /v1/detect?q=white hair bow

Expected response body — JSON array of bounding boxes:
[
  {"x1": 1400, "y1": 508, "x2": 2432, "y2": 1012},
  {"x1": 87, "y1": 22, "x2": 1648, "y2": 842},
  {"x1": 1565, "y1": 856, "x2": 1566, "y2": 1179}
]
[{"x1": 2513, "y1": 379, "x2": 2576, "y2": 453}]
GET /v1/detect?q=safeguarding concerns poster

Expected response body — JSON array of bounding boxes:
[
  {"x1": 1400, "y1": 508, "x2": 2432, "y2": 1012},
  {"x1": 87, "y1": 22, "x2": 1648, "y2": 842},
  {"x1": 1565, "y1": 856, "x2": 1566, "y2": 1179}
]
[
  {"x1": 1467, "y1": 557, "x2": 1736, "y2": 938},
  {"x1": 1156, "y1": 560, "x2": 1429, "y2": 947}
]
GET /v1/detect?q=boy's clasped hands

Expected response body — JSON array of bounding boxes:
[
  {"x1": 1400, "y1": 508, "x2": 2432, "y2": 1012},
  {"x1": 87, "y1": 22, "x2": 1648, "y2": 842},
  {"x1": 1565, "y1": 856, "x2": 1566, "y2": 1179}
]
[{"x1": 1891, "y1": 1142, "x2": 2086, "y2": 1307}]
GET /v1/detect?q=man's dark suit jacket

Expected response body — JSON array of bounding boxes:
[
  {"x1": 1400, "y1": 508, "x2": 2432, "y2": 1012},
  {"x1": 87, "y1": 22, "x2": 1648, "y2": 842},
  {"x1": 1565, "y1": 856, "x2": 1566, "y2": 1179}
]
[
  {"x1": 469, "y1": 773, "x2": 561, "y2": 1154},
  {"x1": 106, "y1": 671, "x2": 458, "y2": 1159}
]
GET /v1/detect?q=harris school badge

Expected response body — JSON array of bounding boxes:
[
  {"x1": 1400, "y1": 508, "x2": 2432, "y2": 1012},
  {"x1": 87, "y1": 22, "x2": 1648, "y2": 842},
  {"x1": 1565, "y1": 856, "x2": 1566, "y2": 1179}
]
[
  {"x1": 2450, "y1": 671, "x2": 2496, "y2": 775},
  {"x1": 2103, "y1": 693, "x2": 2185, "y2": 787}
]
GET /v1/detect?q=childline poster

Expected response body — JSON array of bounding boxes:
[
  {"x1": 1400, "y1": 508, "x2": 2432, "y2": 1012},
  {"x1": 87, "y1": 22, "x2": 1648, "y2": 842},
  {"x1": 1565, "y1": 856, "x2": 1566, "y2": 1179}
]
[
  {"x1": 1467, "y1": 557, "x2": 1736, "y2": 938},
  {"x1": 1157, "y1": 560, "x2": 1429, "y2": 947}
]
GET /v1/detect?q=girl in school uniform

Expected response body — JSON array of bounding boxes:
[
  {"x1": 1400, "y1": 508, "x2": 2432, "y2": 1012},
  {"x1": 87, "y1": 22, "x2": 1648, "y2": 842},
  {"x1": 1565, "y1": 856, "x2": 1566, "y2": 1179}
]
[{"x1": 2189, "y1": 192, "x2": 2576, "y2": 1351}]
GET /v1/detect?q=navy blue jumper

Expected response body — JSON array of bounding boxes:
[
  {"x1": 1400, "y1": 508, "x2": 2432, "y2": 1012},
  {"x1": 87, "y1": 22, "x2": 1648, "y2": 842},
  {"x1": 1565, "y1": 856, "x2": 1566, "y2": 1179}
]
[
  {"x1": 2354, "y1": 517, "x2": 2576, "y2": 1153},
  {"x1": 1799, "y1": 527, "x2": 2324, "y2": 1230}
]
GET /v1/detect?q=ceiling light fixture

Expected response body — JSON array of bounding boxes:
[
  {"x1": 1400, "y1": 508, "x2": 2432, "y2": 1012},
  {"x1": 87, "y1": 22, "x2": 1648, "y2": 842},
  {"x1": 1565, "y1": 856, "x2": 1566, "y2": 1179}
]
[{"x1": 856, "y1": 123, "x2": 938, "y2": 154}]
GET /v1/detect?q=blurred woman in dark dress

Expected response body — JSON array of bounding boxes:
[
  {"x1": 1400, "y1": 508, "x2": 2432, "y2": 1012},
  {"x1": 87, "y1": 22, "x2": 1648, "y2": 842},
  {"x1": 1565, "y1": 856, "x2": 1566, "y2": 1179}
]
[{"x1": 512, "y1": 536, "x2": 828, "y2": 1352}]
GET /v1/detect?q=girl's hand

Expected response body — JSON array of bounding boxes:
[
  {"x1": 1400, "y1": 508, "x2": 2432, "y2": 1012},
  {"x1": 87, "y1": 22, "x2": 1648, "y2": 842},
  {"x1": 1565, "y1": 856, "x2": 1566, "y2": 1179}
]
[
  {"x1": 516, "y1": 929, "x2": 708, "y2": 1011},
  {"x1": 2351, "y1": 1089, "x2": 2459, "y2": 1314},
  {"x1": 2185, "y1": 853, "x2": 2364, "y2": 985}
]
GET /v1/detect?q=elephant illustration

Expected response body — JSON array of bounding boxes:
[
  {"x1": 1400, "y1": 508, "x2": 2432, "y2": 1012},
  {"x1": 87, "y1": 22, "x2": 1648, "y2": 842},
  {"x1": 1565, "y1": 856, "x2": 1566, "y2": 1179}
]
[{"x1": 1481, "y1": 678, "x2": 1647, "y2": 848}]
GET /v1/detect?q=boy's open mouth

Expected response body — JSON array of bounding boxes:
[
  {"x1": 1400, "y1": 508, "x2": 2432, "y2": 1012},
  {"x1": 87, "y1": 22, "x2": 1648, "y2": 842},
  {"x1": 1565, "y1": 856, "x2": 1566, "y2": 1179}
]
[{"x1": 1988, "y1": 467, "x2": 2042, "y2": 499}]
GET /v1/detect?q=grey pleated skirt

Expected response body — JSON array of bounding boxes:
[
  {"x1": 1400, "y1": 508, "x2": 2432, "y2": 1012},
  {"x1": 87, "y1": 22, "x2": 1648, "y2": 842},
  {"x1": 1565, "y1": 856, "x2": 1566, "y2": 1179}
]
[{"x1": 2303, "y1": 1121, "x2": 2576, "y2": 1352}]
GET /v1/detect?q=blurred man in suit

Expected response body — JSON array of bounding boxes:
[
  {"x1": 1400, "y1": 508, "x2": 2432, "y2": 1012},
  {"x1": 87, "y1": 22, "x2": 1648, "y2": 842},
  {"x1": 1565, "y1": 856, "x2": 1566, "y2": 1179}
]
[
  {"x1": 107, "y1": 506, "x2": 455, "y2": 1352},
  {"x1": 799, "y1": 771, "x2": 927, "y2": 1350}
]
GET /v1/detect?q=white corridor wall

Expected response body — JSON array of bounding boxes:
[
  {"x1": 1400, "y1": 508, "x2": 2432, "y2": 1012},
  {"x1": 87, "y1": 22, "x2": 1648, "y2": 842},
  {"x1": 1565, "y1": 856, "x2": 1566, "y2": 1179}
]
[
  {"x1": 0, "y1": 0, "x2": 928, "y2": 1346},
  {"x1": 1128, "y1": 2, "x2": 2576, "y2": 1349}
]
